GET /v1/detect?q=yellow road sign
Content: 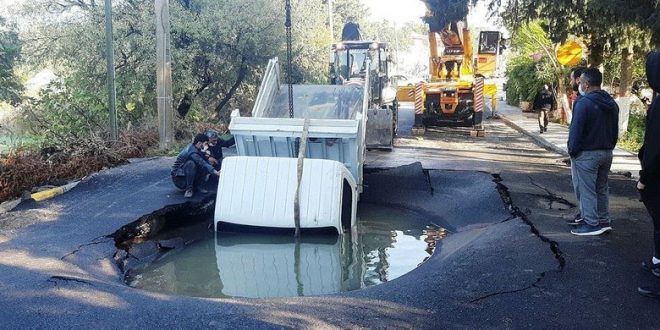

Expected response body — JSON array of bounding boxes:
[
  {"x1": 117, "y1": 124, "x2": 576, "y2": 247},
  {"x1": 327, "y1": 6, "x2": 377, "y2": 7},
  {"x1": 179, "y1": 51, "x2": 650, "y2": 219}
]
[{"x1": 556, "y1": 41, "x2": 583, "y2": 66}]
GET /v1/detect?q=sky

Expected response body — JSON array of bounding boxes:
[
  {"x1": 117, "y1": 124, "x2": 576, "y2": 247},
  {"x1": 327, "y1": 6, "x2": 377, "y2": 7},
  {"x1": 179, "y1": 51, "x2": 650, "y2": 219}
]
[
  {"x1": 0, "y1": 0, "x2": 23, "y2": 16},
  {"x1": 0, "y1": 0, "x2": 10, "y2": 13},
  {"x1": 361, "y1": 0, "x2": 501, "y2": 30},
  {"x1": 1, "y1": 0, "x2": 499, "y2": 28},
  {"x1": 361, "y1": 0, "x2": 427, "y2": 26}
]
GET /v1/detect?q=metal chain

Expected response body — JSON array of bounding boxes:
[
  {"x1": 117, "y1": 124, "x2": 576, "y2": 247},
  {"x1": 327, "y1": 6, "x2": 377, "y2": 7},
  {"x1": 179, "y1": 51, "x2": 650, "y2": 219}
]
[{"x1": 285, "y1": 0, "x2": 294, "y2": 119}]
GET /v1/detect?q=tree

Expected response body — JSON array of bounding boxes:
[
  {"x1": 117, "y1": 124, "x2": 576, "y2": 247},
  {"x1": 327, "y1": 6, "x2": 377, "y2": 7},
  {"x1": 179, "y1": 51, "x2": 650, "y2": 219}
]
[
  {"x1": 582, "y1": 1, "x2": 653, "y2": 96},
  {"x1": 616, "y1": 0, "x2": 660, "y2": 46},
  {"x1": 330, "y1": 0, "x2": 369, "y2": 39},
  {"x1": 19, "y1": 0, "x2": 285, "y2": 128},
  {"x1": 505, "y1": 21, "x2": 567, "y2": 110},
  {"x1": 422, "y1": 0, "x2": 477, "y2": 32},
  {"x1": 486, "y1": 0, "x2": 657, "y2": 96},
  {"x1": 0, "y1": 16, "x2": 23, "y2": 106},
  {"x1": 16, "y1": 0, "x2": 372, "y2": 137},
  {"x1": 170, "y1": 0, "x2": 283, "y2": 118}
]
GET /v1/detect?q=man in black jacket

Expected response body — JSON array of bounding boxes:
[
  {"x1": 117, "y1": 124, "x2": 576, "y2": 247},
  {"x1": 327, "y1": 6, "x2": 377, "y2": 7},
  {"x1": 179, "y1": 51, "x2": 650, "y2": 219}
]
[
  {"x1": 171, "y1": 133, "x2": 220, "y2": 198},
  {"x1": 568, "y1": 68, "x2": 619, "y2": 236},
  {"x1": 533, "y1": 84, "x2": 555, "y2": 133},
  {"x1": 205, "y1": 128, "x2": 236, "y2": 171},
  {"x1": 637, "y1": 51, "x2": 660, "y2": 298}
]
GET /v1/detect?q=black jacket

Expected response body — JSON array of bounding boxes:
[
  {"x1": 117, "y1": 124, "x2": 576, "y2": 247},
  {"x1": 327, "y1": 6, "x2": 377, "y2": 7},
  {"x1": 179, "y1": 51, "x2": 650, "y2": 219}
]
[
  {"x1": 207, "y1": 136, "x2": 235, "y2": 169},
  {"x1": 171, "y1": 143, "x2": 214, "y2": 176},
  {"x1": 639, "y1": 51, "x2": 660, "y2": 186},
  {"x1": 567, "y1": 90, "x2": 619, "y2": 157},
  {"x1": 533, "y1": 89, "x2": 555, "y2": 111}
]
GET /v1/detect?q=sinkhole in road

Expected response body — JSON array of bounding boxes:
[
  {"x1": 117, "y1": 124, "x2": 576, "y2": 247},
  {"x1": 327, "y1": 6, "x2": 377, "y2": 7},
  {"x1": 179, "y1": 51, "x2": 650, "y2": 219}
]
[{"x1": 113, "y1": 201, "x2": 447, "y2": 299}]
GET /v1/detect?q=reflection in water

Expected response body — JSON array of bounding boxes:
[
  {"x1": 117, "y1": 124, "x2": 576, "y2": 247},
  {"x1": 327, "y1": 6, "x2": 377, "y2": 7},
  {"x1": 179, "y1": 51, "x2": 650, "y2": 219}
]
[
  {"x1": 125, "y1": 204, "x2": 447, "y2": 298},
  {"x1": 216, "y1": 233, "x2": 349, "y2": 297}
]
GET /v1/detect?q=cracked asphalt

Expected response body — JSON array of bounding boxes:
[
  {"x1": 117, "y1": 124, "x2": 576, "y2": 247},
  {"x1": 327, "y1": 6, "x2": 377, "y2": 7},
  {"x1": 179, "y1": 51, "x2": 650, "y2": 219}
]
[{"x1": 0, "y1": 117, "x2": 658, "y2": 328}]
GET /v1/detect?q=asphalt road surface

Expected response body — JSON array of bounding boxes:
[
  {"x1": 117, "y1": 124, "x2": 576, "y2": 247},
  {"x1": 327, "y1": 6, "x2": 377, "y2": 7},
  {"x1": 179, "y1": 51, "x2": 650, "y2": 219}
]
[{"x1": 0, "y1": 116, "x2": 657, "y2": 328}]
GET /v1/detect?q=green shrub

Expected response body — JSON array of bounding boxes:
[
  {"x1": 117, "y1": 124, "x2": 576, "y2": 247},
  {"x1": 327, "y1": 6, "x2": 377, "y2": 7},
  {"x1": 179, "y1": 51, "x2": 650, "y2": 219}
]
[
  {"x1": 618, "y1": 112, "x2": 646, "y2": 153},
  {"x1": 506, "y1": 56, "x2": 546, "y2": 106}
]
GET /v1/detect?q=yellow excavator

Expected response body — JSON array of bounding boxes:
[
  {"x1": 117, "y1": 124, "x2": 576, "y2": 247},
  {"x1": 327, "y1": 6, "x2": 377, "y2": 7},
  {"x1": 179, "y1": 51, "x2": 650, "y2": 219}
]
[{"x1": 397, "y1": 3, "x2": 502, "y2": 132}]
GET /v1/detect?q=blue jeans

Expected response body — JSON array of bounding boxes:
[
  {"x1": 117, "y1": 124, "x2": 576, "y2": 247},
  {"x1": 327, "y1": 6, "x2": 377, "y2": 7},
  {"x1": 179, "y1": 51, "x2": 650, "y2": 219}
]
[
  {"x1": 570, "y1": 158, "x2": 581, "y2": 213},
  {"x1": 171, "y1": 160, "x2": 205, "y2": 191},
  {"x1": 570, "y1": 150, "x2": 613, "y2": 226}
]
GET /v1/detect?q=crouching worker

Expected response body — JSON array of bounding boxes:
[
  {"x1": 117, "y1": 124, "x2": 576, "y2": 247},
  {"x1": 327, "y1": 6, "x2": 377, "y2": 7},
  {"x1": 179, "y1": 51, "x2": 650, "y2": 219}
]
[
  {"x1": 171, "y1": 133, "x2": 220, "y2": 198},
  {"x1": 205, "y1": 128, "x2": 236, "y2": 171}
]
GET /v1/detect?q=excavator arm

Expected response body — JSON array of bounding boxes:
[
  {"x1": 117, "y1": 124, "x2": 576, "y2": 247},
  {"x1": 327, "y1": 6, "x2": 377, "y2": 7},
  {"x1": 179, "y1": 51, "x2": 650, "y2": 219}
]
[{"x1": 425, "y1": 7, "x2": 473, "y2": 81}]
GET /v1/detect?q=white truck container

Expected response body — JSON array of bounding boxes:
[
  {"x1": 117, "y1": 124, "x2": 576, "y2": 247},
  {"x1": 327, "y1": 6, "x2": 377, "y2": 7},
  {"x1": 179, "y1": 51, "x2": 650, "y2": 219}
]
[
  {"x1": 215, "y1": 157, "x2": 357, "y2": 234},
  {"x1": 214, "y1": 58, "x2": 369, "y2": 234}
]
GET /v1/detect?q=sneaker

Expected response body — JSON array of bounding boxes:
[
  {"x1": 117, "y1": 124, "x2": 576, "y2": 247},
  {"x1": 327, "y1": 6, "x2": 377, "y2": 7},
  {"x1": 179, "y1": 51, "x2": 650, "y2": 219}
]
[
  {"x1": 570, "y1": 223, "x2": 612, "y2": 236},
  {"x1": 566, "y1": 215, "x2": 583, "y2": 226},
  {"x1": 544, "y1": 126, "x2": 548, "y2": 132},
  {"x1": 638, "y1": 286, "x2": 660, "y2": 299},
  {"x1": 642, "y1": 260, "x2": 660, "y2": 278},
  {"x1": 568, "y1": 216, "x2": 612, "y2": 227},
  {"x1": 184, "y1": 189, "x2": 193, "y2": 198},
  {"x1": 196, "y1": 187, "x2": 209, "y2": 194},
  {"x1": 539, "y1": 128, "x2": 544, "y2": 134}
]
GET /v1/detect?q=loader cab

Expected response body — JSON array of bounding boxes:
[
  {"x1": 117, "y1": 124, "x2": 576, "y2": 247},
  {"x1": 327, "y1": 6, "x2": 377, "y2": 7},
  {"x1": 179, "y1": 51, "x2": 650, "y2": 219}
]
[
  {"x1": 330, "y1": 41, "x2": 390, "y2": 105},
  {"x1": 475, "y1": 31, "x2": 502, "y2": 77}
]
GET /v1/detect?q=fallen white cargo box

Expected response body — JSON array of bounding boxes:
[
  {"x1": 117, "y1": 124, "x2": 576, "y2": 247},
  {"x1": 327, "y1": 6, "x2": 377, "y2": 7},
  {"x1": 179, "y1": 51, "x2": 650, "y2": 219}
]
[{"x1": 214, "y1": 156, "x2": 357, "y2": 234}]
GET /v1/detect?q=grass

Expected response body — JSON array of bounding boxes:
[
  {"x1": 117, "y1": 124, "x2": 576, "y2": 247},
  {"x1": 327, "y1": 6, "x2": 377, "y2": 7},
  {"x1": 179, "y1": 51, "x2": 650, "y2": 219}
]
[{"x1": 0, "y1": 135, "x2": 43, "y2": 155}]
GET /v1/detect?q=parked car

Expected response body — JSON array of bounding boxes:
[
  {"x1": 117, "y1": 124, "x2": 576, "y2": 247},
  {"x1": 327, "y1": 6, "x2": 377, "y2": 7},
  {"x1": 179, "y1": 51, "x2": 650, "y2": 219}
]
[{"x1": 390, "y1": 74, "x2": 411, "y2": 87}]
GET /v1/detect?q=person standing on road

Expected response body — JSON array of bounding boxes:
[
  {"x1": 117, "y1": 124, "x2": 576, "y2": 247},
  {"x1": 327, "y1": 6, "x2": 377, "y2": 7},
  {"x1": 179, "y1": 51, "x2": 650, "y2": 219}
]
[
  {"x1": 171, "y1": 133, "x2": 220, "y2": 198},
  {"x1": 567, "y1": 67, "x2": 588, "y2": 225},
  {"x1": 533, "y1": 84, "x2": 555, "y2": 133},
  {"x1": 567, "y1": 68, "x2": 619, "y2": 236},
  {"x1": 637, "y1": 52, "x2": 660, "y2": 297},
  {"x1": 570, "y1": 67, "x2": 587, "y2": 110}
]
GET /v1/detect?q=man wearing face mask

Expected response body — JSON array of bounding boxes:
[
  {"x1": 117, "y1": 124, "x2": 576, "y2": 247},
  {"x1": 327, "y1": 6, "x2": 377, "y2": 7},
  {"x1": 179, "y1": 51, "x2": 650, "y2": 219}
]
[
  {"x1": 566, "y1": 67, "x2": 587, "y2": 226},
  {"x1": 204, "y1": 128, "x2": 236, "y2": 172},
  {"x1": 567, "y1": 68, "x2": 619, "y2": 236},
  {"x1": 570, "y1": 67, "x2": 586, "y2": 102},
  {"x1": 171, "y1": 133, "x2": 220, "y2": 198}
]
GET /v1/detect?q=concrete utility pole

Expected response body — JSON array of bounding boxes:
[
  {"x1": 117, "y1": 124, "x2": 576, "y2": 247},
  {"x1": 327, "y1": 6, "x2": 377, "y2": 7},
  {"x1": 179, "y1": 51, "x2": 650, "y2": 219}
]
[
  {"x1": 327, "y1": 0, "x2": 334, "y2": 40},
  {"x1": 155, "y1": 0, "x2": 174, "y2": 149},
  {"x1": 104, "y1": 0, "x2": 118, "y2": 142}
]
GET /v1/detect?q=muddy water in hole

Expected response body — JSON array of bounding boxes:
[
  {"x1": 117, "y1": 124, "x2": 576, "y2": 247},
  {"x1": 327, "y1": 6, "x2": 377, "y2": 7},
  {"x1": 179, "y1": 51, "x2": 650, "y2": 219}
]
[{"x1": 125, "y1": 204, "x2": 447, "y2": 298}]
